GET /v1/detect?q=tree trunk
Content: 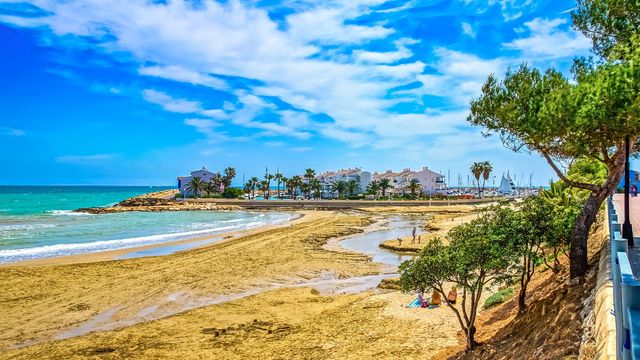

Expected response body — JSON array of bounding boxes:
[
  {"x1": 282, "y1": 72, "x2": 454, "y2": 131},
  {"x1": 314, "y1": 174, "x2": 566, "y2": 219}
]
[
  {"x1": 569, "y1": 155, "x2": 626, "y2": 278},
  {"x1": 466, "y1": 325, "x2": 477, "y2": 350},
  {"x1": 518, "y1": 272, "x2": 527, "y2": 313},
  {"x1": 570, "y1": 191, "x2": 607, "y2": 278}
]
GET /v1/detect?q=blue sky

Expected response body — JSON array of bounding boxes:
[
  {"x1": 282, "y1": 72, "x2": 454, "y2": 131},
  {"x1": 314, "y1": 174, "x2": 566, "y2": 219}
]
[{"x1": 0, "y1": 0, "x2": 622, "y2": 186}]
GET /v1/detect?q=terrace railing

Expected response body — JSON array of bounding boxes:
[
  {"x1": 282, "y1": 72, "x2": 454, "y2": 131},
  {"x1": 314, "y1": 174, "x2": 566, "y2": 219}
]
[{"x1": 608, "y1": 196, "x2": 640, "y2": 359}]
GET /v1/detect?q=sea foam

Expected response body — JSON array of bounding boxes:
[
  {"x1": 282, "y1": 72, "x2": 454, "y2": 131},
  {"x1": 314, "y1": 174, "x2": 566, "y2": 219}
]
[{"x1": 0, "y1": 215, "x2": 290, "y2": 263}]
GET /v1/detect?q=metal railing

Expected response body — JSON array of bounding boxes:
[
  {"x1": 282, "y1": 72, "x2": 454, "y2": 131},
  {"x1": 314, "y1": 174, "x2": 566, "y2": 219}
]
[{"x1": 608, "y1": 196, "x2": 640, "y2": 359}]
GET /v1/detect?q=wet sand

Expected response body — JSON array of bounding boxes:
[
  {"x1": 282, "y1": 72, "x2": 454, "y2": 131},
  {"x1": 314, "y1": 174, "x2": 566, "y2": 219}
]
[{"x1": 4, "y1": 212, "x2": 305, "y2": 267}]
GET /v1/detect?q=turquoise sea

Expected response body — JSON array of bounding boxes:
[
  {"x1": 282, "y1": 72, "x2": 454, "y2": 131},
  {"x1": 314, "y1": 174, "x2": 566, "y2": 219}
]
[{"x1": 0, "y1": 186, "x2": 291, "y2": 263}]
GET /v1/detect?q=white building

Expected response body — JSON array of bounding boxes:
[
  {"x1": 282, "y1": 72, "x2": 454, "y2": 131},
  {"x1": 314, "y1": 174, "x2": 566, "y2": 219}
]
[
  {"x1": 372, "y1": 166, "x2": 445, "y2": 195},
  {"x1": 316, "y1": 168, "x2": 372, "y2": 198},
  {"x1": 177, "y1": 167, "x2": 219, "y2": 197}
]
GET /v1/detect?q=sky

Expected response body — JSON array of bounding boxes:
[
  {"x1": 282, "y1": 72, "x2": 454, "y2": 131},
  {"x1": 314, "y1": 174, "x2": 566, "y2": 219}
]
[{"x1": 0, "y1": 0, "x2": 626, "y2": 186}]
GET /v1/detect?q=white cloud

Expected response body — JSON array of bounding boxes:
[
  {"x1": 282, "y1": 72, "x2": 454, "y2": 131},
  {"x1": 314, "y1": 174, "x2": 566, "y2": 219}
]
[
  {"x1": 503, "y1": 18, "x2": 591, "y2": 59},
  {"x1": 142, "y1": 89, "x2": 201, "y2": 113},
  {"x1": 1, "y1": 128, "x2": 26, "y2": 136},
  {"x1": 287, "y1": 5, "x2": 393, "y2": 45},
  {"x1": 354, "y1": 38, "x2": 417, "y2": 64},
  {"x1": 142, "y1": 89, "x2": 227, "y2": 119},
  {"x1": 2, "y1": 0, "x2": 490, "y2": 149},
  {"x1": 488, "y1": 0, "x2": 532, "y2": 21},
  {"x1": 462, "y1": 22, "x2": 476, "y2": 38},
  {"x1": 56, "y1": 154, "x2": 116, "y2": 164},
  {"x1": 139, "y1": 65, "x2": 227, "y2": 90},
  {"x1": 397, "y1": 48, "x2": 506, "y2": 106}
]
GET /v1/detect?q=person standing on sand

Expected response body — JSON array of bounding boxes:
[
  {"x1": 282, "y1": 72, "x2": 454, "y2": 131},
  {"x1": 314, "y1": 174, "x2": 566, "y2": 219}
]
[{"x1": 411, "y1": 227, "x2": 417, "y2": 243}]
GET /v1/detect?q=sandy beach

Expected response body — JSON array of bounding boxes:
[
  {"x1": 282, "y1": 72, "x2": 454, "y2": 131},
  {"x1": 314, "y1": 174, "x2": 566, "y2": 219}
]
[{"x1": 0, "y1": 206, "x2": 481, "y2": 359}]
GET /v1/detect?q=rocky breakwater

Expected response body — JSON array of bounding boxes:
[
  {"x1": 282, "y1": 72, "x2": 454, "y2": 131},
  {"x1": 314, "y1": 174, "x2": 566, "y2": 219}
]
[{"x1": 75, "y1": 197, "x2": 240, "y2": 214}]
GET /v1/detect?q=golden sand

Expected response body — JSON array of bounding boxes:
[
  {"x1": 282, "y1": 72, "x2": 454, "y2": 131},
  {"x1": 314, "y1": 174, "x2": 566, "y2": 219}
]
[{"x1": 0, "y1": 207, "x2": 482, "y2": 359}]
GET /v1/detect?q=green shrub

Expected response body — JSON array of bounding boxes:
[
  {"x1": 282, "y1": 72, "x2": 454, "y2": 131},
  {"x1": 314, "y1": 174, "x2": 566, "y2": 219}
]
[
  {"x1": 483, "y1": 287, "x2": 514, "y2": 309},
  {"x1": 347, "y1": 195, "x2": 364, "y2": 200},
  {"x1": 222, "y1": 187, "x2": 244, "y2": 199},
  {"x1": 174, "y1": 193, "x2": 184, "y2": 199}
]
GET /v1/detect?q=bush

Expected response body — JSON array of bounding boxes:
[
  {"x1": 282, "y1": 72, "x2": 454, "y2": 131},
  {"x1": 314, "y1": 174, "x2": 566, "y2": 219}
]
[
  {"x1": 222, "y1": 187, "x2": 244, "y2": 199},
  {"x1": 347, "y1": 195, "x2": 364, "y2": 200},
  {"x1": 483, "y1": 287, "x2": 514, "y2": 309},
  {"x1": 174, "y1": 193, "x2": 184, "y2": 199}
]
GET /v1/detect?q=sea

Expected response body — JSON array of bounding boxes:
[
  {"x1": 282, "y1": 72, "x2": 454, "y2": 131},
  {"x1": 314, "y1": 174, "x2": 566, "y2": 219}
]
[{"x1": 0, "y1": 186, "x2": 292, "y2": 263}]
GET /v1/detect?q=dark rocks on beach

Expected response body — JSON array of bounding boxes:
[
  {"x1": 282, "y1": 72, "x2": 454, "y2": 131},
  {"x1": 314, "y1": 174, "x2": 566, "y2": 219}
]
[{"x1": 74, "y1": 197, "x2": 240, "y2": 214}]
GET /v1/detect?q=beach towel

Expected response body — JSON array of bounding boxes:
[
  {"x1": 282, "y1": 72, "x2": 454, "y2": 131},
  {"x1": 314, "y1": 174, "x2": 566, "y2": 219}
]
[{"x1": 407, "y1": 297, "x2": 422, "y2": 308}]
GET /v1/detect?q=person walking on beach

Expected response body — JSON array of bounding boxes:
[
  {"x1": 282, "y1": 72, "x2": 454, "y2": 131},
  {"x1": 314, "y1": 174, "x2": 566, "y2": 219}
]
[
  {"x1": 632, "y1": 184, "x2": 638, "y2": 197},
  {"x1": 411, "y1": 227, "x2": 417, "y2": 243}
]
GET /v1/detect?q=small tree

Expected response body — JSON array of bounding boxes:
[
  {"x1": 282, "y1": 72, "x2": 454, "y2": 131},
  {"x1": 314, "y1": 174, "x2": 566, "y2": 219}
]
[
  {"x1": 185, "y1": 177, "x2": 204, "y2": 198},
  {"x1": 249, "y1": 176, "x2": 260, "y2": 199},
  {"x1": 274, "y1": 172, "x2": 283, "y2": 200},
  {"x1": 222, "y1": 167, "x2": 236, "y2": 189},
  {"x1": 481, "y1": 161, "x2": 492, "y2": 193},
  {"x1": 378, "y1": 178, "x2": 392, "y2": 198},
  {"x1": 331, "y1": 180, "x2": 348, "y2": 199},
  {"x1": 470, "y1": 162, "x2": 483, "y2": 197},
  {"x1": 406, "y1": 178, "x2": 421, "y2": 199},
  {"x1": 366, "y1": 180, "x2": 380, "y2": 198},
  {"x1": 400, "y1": 213, "x2": 515, "y2": 350},
  {"x1": 346, "y1": 179, "x2": 360, "y2": 197}
]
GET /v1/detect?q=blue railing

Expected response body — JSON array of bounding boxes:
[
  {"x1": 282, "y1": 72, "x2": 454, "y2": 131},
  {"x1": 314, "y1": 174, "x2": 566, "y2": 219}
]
[{"x1": 608, "y1": 196, "x2": 640, "y2": 359}]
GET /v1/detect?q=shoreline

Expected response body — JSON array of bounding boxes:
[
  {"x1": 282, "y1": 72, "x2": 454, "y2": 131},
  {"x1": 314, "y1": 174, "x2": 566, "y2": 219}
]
[{"x1": 2, "y1": 211, "x2": 306, "y2": 267}]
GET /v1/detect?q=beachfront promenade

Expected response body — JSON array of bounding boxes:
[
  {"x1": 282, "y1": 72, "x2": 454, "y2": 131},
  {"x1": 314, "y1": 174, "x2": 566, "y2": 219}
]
[{"x1": 613, "y1": 194, "x2": 640, "y2": 236}]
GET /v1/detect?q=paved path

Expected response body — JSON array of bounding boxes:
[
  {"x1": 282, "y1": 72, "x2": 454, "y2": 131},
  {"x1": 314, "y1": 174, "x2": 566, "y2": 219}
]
[
  {"x1": 613, "y1": 194, "x2": 640, "y2": 277},
  {"x1": 612, "y1": 193, "x2": 640, "y2": 235}
]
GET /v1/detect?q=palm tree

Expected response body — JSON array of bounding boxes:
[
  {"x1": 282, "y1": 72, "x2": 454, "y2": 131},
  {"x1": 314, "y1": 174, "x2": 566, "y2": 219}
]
[
  {"x1": 481, "y1": 161, "x2": 492, "y2": 195},
  {"x1": 378, "y1": 178, "x2": 392, "y2": 198},
  {"x1": 310, "y1": 178, "x2": 321, "y2": 199},
  {"x1": 243, "y1": 181, "x2": 253, "y2": 199},
  {"x1": 223, "y1": 167, "x2": 236, "y2": 189},
  {"x1": 185, "y1": 177, "x2": 204, "y2": 198},
  {"x1": 280, "y1": 176, "x2": 288, "y2": 199},
  {"x1": 470, "y1": 162, "x2": 484, "y2": 197},
  {"x1": 331, "y1": 180, "x2": 348, "y2": 198},
  {"x1": 346, "y1": 179, "x2": 360, "y2": 197},
  {"x1": 274, "y1": 172, "x2": 283, "y2": 200},
  {"x1": 263, "y1": 172, "x2": 274, "y2": 199},
  {"x1": 260, "y1": 180, "x2": 270, "y2": 199},
  {"x1": 211, "y1": 172, "x2": 224, "y2": 193},
  {"x1": 249, "y1": 176, "x2": 260, "y2": 199},
  {"x1": 407, "y1": 178, "x2": 421, "y2": 199},
  {"x1": 303, "y1": 168, "x2": 316, "y2": 199},
  {"x1": 366, "y1": 180, "x2": 380, "y2": 198},
  {"x1": 203, "y1": 181, "x2": 217, "y2": 197},
  {"x1": 289, "y1": 175, "x2": 303, "y2": 200}
]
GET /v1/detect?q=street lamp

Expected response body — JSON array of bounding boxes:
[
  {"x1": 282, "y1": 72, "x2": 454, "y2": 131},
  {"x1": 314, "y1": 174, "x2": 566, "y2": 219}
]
[{"x1": 623, "y1": 134, "x2": 634, "y2": 246}]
